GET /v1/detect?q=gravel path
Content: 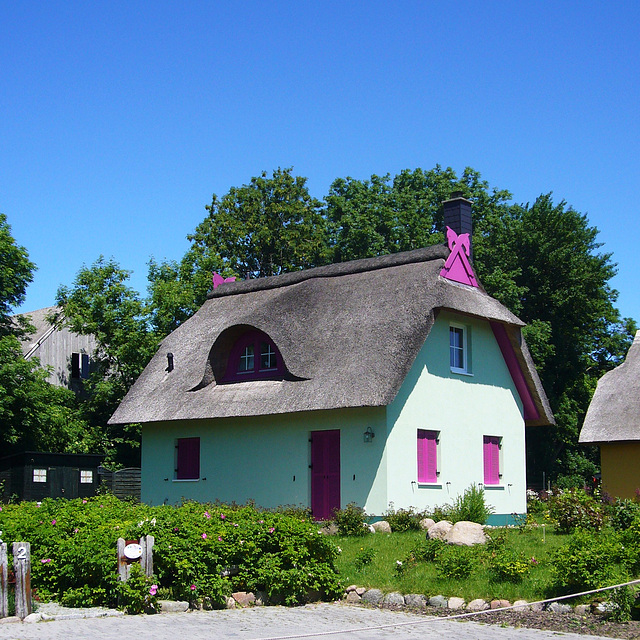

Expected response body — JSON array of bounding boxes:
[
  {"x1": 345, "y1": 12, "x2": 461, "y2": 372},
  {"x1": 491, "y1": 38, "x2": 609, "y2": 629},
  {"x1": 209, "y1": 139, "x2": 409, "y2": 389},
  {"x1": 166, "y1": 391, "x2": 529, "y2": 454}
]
[{"x1": 0, "y1": 603, "x2": 615, "y2": 640}]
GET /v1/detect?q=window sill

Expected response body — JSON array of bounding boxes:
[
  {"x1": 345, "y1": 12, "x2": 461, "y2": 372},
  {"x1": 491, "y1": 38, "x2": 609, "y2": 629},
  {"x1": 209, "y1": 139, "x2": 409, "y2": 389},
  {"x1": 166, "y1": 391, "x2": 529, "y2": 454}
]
[
  {"x1": 417, "y1": 483, "x2": 442, "y2": 489},
  {"x1": 173, "y1": 478, "x2": 200, "y2": 482},
  {"x1": 450, "y1": 368, "x2": 474, "y2": 377},
  {"x1": 483, "y1": 484, "x2": 505, "y2": 490}
]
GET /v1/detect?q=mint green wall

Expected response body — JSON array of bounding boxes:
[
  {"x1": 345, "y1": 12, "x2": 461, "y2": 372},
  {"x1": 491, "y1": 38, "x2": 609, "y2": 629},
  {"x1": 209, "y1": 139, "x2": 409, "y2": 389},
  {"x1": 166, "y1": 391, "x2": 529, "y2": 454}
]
[
  {"x1": 385, "y1": 311, "x2": 527, "y2": 518},
  {"x1": 141, "y1": 407, "x2": 387, "y2": 509}
]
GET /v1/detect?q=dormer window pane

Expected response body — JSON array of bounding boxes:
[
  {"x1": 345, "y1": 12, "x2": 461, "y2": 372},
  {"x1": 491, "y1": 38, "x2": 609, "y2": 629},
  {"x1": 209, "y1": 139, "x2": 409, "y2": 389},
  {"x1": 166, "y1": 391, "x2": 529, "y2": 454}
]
[
  {"x1": 239, "y1": 345, "x2": 254, "y2": 372},
  {"x1": 260, "y1": 342, "x2": 277, "y2": 370}
]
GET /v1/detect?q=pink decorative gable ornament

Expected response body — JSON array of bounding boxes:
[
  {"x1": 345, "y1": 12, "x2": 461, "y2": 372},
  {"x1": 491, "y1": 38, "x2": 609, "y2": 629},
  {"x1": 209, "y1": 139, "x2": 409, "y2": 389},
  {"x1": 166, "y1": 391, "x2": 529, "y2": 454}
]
[
  {"x1": 212, "y1": 272, "x2": 237, "y2": 289},
  {"x1": 439, "y1": 227, "x2": 478, "y2": 287}
]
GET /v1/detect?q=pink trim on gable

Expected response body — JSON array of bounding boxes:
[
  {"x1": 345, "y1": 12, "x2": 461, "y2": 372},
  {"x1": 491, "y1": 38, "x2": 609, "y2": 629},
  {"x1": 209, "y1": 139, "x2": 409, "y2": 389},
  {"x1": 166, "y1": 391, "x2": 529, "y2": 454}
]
[
  {"x1": 439, "y1": 227, "x2": 478, "y2": 287},
  {"x1": 490, "y1": 322, "x2": 539, "y2": 422},
  {"x1": 212, "y1": 272, "x2": 237, "y2": 289}
]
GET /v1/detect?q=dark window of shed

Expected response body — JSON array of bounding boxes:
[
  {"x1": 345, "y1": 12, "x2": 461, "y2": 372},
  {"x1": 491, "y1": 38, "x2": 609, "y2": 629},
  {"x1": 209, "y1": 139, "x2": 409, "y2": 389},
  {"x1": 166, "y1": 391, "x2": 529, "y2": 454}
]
[
  {"x1": 71, "y1": 353, "x2": 90, "y2": 380},
  {"x1": 224, "y1": 330, "x2": 285, "y2": 382}
]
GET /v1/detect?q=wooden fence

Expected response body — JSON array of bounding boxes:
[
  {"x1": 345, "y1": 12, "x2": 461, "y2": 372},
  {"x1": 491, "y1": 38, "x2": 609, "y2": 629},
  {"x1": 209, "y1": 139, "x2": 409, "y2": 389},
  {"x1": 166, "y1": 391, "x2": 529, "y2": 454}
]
[
  {"x1": 98, "y1": 467, "x2": 141, "y2": 501},
  {"x1": 0, "y1": 536, "x2": 154, "y2": 619}
]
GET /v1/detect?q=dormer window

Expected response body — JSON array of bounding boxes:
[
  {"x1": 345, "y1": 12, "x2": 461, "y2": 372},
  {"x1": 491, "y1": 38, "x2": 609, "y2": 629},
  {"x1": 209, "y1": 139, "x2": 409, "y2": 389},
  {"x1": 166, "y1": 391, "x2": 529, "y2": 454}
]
[{"x1": 224, "y1": 329, "x2": 285, "y2": 382}]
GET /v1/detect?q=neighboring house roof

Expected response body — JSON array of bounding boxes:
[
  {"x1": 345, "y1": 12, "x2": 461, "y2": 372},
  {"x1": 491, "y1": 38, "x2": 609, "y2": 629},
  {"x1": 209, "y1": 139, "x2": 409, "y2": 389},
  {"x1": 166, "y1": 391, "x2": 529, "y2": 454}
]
[
  {"x1": 16, "y1": 306, "x2": 60, "y2": 358},
  {"x1": 110, "y1": 244, "x2": 553, "y2": 427},
  {"x1": 580, "y1": 330, "x2": 640, "y2": 444}
]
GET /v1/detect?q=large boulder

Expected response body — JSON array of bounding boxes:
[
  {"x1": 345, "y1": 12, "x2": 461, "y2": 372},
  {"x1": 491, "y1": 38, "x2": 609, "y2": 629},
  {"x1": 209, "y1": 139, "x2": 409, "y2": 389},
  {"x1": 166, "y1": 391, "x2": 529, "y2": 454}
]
[
  {"x1": 371, "y1": 520, "x2": 392, "y2": 533},
  {"x1": 444, "y1": 521, "x2": 486, "y2": 546},
  {"x1": 419, "y1": 518, "x2": 436, "y2": 530},
  {"x1": 427, "y1": 520, "x2": 452, "y2": 540}
]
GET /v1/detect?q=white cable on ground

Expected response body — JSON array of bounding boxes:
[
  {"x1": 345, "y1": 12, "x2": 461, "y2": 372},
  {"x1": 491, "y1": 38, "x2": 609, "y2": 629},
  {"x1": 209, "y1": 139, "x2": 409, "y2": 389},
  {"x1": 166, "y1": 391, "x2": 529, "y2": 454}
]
[{"x1": 249, "y1": 578, "x2": 640, "y2": 640}]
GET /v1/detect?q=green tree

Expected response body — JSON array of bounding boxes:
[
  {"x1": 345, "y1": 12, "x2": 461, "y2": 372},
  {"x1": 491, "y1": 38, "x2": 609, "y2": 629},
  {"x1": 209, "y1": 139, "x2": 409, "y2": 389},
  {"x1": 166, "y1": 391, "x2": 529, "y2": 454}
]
[
  {"x1": 55, "y1": 257, "x2": 160, "y2": 465},
  {"x1": 0, "y1": 212, "x2": 36, "y2": 338},
  {"x1": 191, "y1": 167, "x2": 329, "y2": 278}
]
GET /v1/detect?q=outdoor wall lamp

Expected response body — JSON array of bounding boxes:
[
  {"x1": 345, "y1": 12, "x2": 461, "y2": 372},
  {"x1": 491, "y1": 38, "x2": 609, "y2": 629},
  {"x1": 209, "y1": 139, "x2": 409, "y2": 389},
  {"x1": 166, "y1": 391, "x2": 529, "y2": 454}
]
[{"x1": 363, "y1": 427, "x2": 375, "y2": 443}]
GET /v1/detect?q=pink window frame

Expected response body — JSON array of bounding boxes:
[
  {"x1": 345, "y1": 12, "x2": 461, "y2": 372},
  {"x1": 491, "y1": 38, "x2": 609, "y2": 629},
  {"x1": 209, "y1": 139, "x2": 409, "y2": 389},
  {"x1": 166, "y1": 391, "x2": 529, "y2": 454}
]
[
  {"x1": 417, "y1": 429, "x2": 439, "y2": 483},
  {"x1": 223, "y1": 329, "x2": 285, "y2": 382}
]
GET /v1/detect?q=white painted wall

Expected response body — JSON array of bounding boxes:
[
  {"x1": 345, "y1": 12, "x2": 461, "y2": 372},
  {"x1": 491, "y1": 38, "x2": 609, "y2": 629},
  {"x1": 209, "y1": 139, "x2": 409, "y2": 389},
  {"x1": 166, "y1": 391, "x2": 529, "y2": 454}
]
[{"x1": 385, "y1": 311, "x2": 527, "y2": 520}]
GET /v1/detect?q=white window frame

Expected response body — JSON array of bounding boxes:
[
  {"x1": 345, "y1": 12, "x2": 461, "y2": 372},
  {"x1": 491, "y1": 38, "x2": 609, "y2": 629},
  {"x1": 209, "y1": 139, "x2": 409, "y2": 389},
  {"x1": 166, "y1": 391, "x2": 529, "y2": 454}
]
[
  {"x1": 33, "y1": 468, "x2": 47, "y2": 483},
  {"x1": 449, "y1": 323, "x2": 471, "y2": 374},
  {"x1": 80, "y1": 469, "x2": 94, "y2": 484}
]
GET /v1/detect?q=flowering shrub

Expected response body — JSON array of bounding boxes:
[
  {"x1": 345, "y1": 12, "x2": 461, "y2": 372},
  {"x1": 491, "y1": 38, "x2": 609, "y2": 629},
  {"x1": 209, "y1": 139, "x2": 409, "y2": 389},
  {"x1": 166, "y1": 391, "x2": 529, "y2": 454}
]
[
  {"x1": 547, "y1": 488, "x2": 604, "y2": 533},
  {"x1": 487, "y1": 548, "x2": 531, "y2": 583},
  {"x1": 0, "y1": 497, "x2": 342, "y2": 610},
  {"x1": 332, "y1": 503, "x2": 369, "y2": 537},
  {"x1": 435, "y1": 545, "x2": 477, "y2": 579},
  {"x1": 384, "y1": 504, "x2": 424, "y2": 532},
  {"x1": 353, "y1": 547, "x2": 376, "y2": 570}
]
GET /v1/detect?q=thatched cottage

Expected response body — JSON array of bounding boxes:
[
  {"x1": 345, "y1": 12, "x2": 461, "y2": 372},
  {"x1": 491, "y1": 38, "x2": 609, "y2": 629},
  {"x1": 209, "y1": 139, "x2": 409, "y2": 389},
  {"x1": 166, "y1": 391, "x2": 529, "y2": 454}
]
[
  {"x1": 110, "y1": 198, "x2": 553, "y2": 523},
  {"x1": 580, "y1": 330, "x2": 640, "y2": 499}
]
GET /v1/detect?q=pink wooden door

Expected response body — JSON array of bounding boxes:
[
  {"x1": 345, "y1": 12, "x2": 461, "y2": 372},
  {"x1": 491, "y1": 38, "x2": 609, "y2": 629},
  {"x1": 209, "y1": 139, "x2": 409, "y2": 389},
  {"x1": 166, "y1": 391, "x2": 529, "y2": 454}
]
[{"x1": 311, "y1": 430, "x2": 340, "y2": 520}]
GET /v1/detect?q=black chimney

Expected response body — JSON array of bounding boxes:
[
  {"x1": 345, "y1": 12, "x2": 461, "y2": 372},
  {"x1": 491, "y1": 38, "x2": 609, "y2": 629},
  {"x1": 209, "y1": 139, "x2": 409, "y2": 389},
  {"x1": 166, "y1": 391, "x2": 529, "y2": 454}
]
[{"x1": 443, "y1": 195, "x2": 473, "y2": 259}]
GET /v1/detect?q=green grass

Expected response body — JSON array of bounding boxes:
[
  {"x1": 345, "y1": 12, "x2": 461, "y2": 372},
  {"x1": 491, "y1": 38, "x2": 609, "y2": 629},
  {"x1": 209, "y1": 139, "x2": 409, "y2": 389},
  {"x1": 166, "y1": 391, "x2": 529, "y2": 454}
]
[{"x1": 334, "y1": 525, "x2": 568, "y2": 602}]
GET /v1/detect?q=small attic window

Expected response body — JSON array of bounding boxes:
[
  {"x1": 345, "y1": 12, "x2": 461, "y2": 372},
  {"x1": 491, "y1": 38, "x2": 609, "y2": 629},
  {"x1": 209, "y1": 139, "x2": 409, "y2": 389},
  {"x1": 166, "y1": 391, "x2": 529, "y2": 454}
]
[{"x1": 224, "y1": 329, "x2": 285, "y2": 382}]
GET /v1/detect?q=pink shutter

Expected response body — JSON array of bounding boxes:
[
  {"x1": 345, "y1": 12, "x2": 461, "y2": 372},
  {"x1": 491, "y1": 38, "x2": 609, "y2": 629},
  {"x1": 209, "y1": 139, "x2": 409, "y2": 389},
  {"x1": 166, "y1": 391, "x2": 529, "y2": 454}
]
[
  {"x1": 483, "y1": 436, "x2": 500, "y2": 485},
  {"x1": 176, "y1": 437, "x2": 200, "y2": 480},
  {"x1": 417, "y1": 430, "x2": 438, "y2": 483}
]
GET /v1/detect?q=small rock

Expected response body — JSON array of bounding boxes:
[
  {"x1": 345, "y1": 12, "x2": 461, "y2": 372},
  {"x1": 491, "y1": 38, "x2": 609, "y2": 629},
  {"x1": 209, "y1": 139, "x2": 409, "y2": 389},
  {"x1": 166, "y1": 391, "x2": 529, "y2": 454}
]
[
  {"x1": 593, "y1": 601, "x2": 614, "y2": 615},
  {"x1": 490, "y1": 599, "x2": 510, "y2": 609},
  {"x1": 362, "y1": 589, "x2": 384, "y2": 605},
  {"x1": 23, "y1": 613, "x2": 43, "y2": 623},
  {"x1": 383, "y1": 592, "x2": 405, "y2": 606},
  {"x1": 429, "y1": 595, "x2": 448, "y2": 608},
  {"x1": 372, "y1": 521, "x2": 392, "y2": 533},
  {"x1": 225, "y1": 597, "x2": 237, "y2": 609},
  {"x1": 345, "y1": 584, "x2": 359, "y2": 593},
  {"x1": 355, "y1": 587, "x2": 366, "y2": 596},
  {"x1": 318, "y1": 523, "x2": 338, "y2": 535},
  {"x1": 419, "y1": 518, "x2": 436, "y2": 530},
  {"x1": 574, "y1": 604, "x2": 590, "y2": 615},
  {"x1": 445, "y1": 521, "x2": 487, "y2": 546},
  {"x1": 157, "y1": 600, "x2": 189, "y2": 613},
  {"x1": 345, "y1": 591, "x2": 362, "y2": 603},
  {"x1": 255, "y1": 591, "x2": 267, "y2": 606},
  {"x1": 0, "y1": 616, "x2": 21, "y2": 624},
  {"x1": 547, "y1": 602, "x2": 573, "y2": 613},
  {"x1": 512, "y1": 600, "x2": 529, "y2": 610},
  {"x1": 404, "y1": 594, "x2": 427, "y2": 609},
  {"x1": 467, "y1": 599, "x2": 489, "y2": 611},
  {"x1": 448, "y1": 597, "x2": 466, "y2": 610},
  {"x1": 232, "y1": 591, "x2": 256, "y2": 607},
  {"x1": 529, "y1": 602, "x2": 544, "y2": 612},
  {"x1": 427, "y1": 520, "x2": 453, "y2": 540},
  {"x1": 367, "y1": 525, "x2": 375, "y2": 533}
]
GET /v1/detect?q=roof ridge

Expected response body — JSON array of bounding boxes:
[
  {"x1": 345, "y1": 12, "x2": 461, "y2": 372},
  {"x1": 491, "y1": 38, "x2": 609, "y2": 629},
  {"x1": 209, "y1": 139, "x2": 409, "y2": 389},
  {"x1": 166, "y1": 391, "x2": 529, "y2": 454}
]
[{"x1": 207, "y1": 244, "x2": 449, "y2": 298}]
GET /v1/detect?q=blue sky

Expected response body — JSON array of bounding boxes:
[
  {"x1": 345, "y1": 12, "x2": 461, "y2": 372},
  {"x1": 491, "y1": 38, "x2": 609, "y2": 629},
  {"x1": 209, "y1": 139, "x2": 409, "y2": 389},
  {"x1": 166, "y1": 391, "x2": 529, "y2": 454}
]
[{"x1": 3, "y1": 1, "x2": 639, "y2": 323}]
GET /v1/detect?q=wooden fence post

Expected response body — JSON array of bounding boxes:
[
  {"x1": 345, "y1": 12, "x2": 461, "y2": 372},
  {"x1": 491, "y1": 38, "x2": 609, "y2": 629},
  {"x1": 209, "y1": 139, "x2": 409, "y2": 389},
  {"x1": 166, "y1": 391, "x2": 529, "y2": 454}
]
[
  {"x1": 117, "y1": 538, "x2": 129, "y2": 582},
  {"x1": 0, "y1": 543, "x2": 7, "y2": 618},
  {"x1": 140, "y1": 535, "x2": 154, "y2": 578},
  {"x1": 12, "y1": 542, "x2": 31, "y2": 619}
]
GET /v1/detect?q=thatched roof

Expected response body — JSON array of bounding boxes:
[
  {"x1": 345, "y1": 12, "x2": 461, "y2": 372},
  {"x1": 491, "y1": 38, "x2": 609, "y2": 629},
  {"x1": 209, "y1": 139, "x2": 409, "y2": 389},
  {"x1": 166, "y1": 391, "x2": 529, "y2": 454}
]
[
  {"x1": 109, "y1": 245, "x2": 553, "y2": 427},
  {"x1": 580, "y1": 330, "x2": 640, "y2": 444}
]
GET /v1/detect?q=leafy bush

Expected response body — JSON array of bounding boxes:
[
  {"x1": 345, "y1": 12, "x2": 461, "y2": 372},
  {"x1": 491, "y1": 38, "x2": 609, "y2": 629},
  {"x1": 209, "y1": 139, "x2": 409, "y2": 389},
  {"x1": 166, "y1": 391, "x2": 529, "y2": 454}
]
[
  {"x1": 384, "y1": 504, "x2": 423, "y2": 532},
  {"x1": 609, "y1": 498, "x2": 640, "y2": 531},
  {"x1": 550, "y1": 529, "x2": 626, "y2": 593},
  {"x1": 548, "y1": 488, "x2": 605, "y2": 533},
  {"x1": 407, "y1": 537, "x2": 445, "y2": 563},
  {"x1": 0, "y1": 497, "x2": 343, "y2": 610},
  {"x1": 526, "y1": 489, "x2": 548, "y2": 515},
  {"x1": 609, "y1": 586, "x2": 635, "y2": 623},
  {"x1": 353, "y1": 547, "x2": 376, "y2": 570},
  {"x1": 115, "y1": 564, "x2": 159, "y2": 614},
  {"x1": 488, "y1": 547, "x2": 531, "y2": 583},
  {"x1": 333, "y1": 503, "x2": 369, "y2": 537},
  {"x1": 448, "y1": 484, "x2": 494, "y2": 524},
  {"x1": 436, "y1": 545, "x2": 476, "y2": 579}
]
